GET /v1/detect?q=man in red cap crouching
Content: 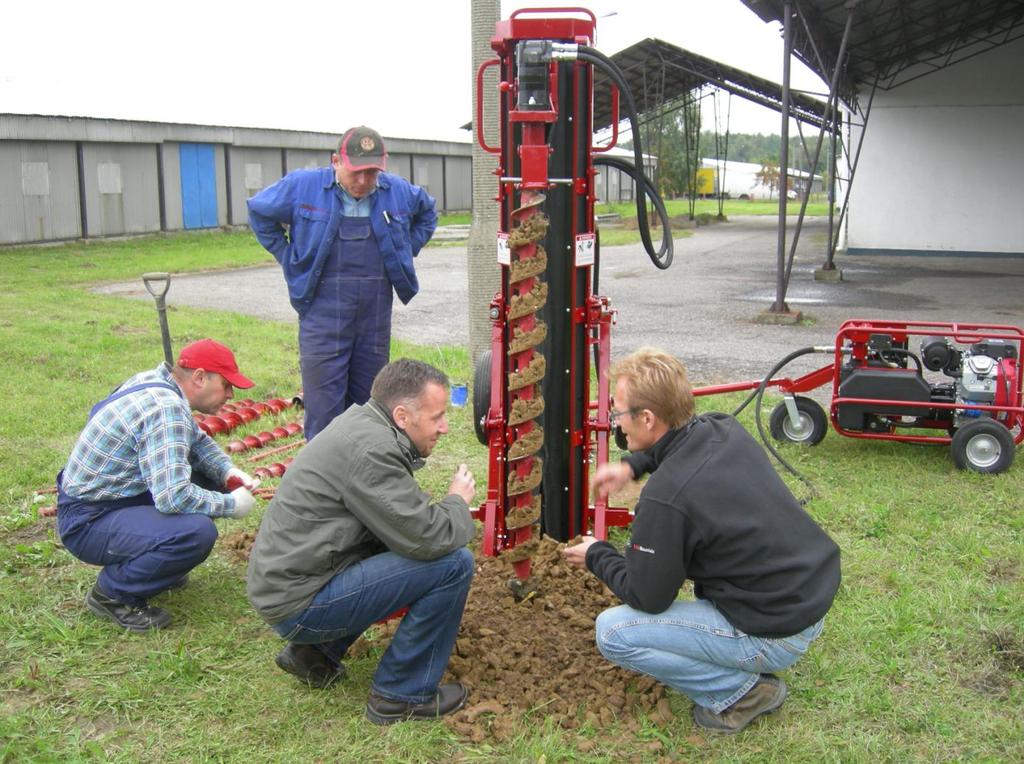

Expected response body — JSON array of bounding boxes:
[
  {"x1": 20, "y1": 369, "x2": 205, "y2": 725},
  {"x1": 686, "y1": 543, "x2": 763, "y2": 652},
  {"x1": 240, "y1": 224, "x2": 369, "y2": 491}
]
[{"x1": 57, "y1": 338, "x2": 260, "y2": 632}]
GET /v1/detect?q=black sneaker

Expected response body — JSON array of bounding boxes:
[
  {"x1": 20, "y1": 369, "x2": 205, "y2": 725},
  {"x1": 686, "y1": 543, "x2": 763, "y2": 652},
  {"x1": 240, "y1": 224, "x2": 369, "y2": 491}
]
[
  {"x1": 365, "y1": 682, "x2": 469, "y2": 725},
  {"x1": 692, "y1": 674, "x2": 788, "y2": 734},
  {"x1": 275, "y1": 643, "x2": 346, "y2": 688},
  {"x1": 85, "y1": 586, "x2": 172, "y2": 632}
]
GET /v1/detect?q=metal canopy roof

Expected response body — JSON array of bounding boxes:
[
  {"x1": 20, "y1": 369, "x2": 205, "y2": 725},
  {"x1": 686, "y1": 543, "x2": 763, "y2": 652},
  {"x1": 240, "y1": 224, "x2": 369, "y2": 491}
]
[
  {"x1": 740, "y1": 0, "x2": 1024, "y2": 105},
  {"x1": 592, "y1": 38, "x2": 829, "y2": 132}
]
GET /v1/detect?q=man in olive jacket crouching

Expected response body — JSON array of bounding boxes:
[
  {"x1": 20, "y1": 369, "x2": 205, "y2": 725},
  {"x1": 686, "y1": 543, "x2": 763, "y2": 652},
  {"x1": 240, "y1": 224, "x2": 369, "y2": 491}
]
[{"x1": 247, "y1": 359, "x2": 477, "y2": 724}]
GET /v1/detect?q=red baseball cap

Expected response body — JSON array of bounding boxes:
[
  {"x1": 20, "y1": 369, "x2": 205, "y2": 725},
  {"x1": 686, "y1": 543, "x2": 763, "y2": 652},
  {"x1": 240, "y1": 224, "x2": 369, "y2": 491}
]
[
  {"x1": 339, "y1": 125, "x2": 387, "y2": 172},
  {"x1": 177, "y1": 339, "x2": 254, "y2": 389}
]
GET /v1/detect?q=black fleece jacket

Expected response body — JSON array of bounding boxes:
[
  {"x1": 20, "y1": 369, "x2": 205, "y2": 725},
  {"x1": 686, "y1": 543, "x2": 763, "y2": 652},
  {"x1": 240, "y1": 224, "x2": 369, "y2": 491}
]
[{"x1": 586, "y1": 413, "x2": 840, "y2": 638}]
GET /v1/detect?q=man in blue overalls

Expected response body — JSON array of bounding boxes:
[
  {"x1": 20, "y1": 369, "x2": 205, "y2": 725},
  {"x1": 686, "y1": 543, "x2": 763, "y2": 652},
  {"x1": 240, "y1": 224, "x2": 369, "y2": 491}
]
[
  {"x1": 57, "y1": 339, "x2": 260, "y2": 632},
  {"x1": 247, "y1": 126, "x2": 438, "y2": 440}
]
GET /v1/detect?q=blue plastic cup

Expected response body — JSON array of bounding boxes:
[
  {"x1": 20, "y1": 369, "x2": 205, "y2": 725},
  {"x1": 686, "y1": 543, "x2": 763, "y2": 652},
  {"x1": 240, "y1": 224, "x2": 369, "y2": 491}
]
[{"x1": 451, "y1": 383, "x2": 468, "y2": 407}]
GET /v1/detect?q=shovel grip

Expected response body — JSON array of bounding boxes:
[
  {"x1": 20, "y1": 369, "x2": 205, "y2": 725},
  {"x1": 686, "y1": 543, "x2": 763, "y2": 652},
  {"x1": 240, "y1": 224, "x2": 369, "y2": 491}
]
[
  {"x1": 142, "y1": 272, "x2": 171, "y2": 304},
  {"x1": 142, "y1": 272, "x2": 174, "y2": 366}
]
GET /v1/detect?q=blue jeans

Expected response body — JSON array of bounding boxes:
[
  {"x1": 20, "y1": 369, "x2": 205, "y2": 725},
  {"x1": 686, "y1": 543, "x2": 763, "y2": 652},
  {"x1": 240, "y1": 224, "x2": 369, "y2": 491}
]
[
  {"x1": 272, "y1": 548, "x2": 474, "y2": 704},
  {"x1": 595, "y1": 598, "x2": 825, "y2": 712}
]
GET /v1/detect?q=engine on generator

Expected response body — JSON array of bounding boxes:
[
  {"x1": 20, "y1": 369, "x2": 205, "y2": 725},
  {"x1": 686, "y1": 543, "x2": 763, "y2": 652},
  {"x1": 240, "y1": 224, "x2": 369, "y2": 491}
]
[
  {"x1": 942, "y1": 339, "x2": 1019, "y2": 421},
  {"x1": 836, "y1": 332, "x2": 1020, "y2": 434}
]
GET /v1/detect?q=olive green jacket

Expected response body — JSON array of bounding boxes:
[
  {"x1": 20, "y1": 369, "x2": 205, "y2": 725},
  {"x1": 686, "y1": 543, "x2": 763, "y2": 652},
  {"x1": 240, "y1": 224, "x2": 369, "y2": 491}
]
[{"x1": 246, "y1": 399, "x2": 475, "y2": 624}]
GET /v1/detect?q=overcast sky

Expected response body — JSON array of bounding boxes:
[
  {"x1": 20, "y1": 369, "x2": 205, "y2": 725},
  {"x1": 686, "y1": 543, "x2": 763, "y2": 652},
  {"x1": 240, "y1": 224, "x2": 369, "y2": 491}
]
[{"x1": 1, "y1": 0, "x2": 825, "y2": 142}]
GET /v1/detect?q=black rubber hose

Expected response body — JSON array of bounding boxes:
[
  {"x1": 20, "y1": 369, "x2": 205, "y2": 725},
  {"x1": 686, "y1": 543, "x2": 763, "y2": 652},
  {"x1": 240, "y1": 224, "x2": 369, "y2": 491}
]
[
  {"x1": 593, "y1": 156, "x2": 672, "y2": 269},
  {"x1": 578, "y1": 46, "x2": 673, "y2": 271},
  {"x1": 882, "y1": 348, "x2": 923, "y2": 374},
  {"x1": 746, "y1": 346, "x2": 824, "y2": 503},
  {"x1": 732, "y1": 346, "x2": 820, "y2": 418}
]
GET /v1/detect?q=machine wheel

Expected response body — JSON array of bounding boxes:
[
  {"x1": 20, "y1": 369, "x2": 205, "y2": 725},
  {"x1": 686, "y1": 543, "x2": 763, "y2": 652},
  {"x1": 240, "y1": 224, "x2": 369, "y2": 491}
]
[
  {"x1": 950, "y1": 418, "x2": 1015, "y2": 473},
  {"x1": 769, "y1": 396, "x2": 828, "y2": 445},
  {"x1": 472, "y1": 351, "x2": 492, "y2": 446}
]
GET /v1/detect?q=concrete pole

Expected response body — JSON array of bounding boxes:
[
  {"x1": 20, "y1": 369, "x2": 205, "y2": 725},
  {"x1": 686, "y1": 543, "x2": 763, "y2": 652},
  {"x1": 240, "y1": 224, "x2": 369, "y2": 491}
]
[
  {"x1": 468, "y1": 0, "x2": 502, "y2": 364},
  {"x1": 773, "y1": 0, "x2": 793, "y2": 314}
]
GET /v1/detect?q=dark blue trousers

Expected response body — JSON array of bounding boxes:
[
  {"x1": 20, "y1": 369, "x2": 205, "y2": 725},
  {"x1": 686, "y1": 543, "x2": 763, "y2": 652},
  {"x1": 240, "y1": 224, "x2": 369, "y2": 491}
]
[
  {"x1": 298, "y1": 214, "x2": 392, "y2": 441},
  {"x1": 57, "y1": 477, "x2": 220, "y2": 607}
]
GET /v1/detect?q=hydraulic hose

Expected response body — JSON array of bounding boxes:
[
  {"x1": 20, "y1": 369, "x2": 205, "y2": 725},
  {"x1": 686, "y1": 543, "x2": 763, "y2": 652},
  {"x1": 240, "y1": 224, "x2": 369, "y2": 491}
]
[
  {"x1": 576, "y1": 45, "x2": 673, "y2": 270},
  {"x1": 593, "y1": 155, "x2": 673, "y2": 268},
  {"x1": 744, "y1": 346, "x2": 824, "y2": 503},
  {"x1": 881, "y1": 347, "x2": 923, "y2": 374}
]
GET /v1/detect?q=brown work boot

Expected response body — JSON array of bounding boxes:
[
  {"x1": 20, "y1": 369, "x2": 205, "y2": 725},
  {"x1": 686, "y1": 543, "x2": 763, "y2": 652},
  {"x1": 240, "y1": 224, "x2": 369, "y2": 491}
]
[{"x1": 692, "y1": 674, "x2": 788, "y2": 734}]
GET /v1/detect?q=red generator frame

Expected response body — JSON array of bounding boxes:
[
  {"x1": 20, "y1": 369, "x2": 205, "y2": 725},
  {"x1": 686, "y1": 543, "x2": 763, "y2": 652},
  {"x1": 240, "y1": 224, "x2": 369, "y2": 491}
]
[{"x1": 693, "y1": 319, "x2": 1024, "y2": 473}]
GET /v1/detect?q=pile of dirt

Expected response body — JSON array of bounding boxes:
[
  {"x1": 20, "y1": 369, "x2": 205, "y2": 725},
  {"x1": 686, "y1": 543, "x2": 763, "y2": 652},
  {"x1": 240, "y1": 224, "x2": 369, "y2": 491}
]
[
  {"x1": 438, "y1": 535, "x2": 673, "y2": 742},
  {"x1": 222, "y1": 531, "x2": 674, "y2": 742}
]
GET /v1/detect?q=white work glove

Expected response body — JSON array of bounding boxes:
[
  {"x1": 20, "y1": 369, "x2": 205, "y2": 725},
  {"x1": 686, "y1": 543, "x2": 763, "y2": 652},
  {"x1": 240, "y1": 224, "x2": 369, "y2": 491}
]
[
  {"x1": 226, "y1": 467, "x2": 258, "y2": 490},
  {"x1": 229, "y1": 487, "x2": 256, "y2": 518}
]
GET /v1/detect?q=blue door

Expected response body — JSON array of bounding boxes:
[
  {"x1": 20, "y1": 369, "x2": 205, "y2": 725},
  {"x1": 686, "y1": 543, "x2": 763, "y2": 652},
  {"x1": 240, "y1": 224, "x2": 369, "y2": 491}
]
[{"x1": 180, "y1": 143, "x2": 218, "y2": 229}]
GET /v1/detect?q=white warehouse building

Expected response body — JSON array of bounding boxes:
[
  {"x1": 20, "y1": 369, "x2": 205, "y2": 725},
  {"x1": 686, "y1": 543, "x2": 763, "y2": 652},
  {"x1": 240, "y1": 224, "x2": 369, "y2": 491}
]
[
  {"x1": 700, "y1": 158, "x2": 823, "y2": 201},
  {"x1": 844, "y1": 35, "x2": 1024, "y2": 256}
]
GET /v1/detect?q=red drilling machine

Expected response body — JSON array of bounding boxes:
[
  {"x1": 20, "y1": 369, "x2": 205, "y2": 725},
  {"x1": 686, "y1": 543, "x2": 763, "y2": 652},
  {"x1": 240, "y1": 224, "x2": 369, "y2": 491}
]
[{"x1": 471, "y1": 7, "x2": 673, "y2": 583}]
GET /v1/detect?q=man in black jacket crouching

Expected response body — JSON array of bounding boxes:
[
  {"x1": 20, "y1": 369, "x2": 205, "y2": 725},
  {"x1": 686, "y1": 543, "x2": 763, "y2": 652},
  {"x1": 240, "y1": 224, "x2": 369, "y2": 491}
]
[{"x1": 564, "y1": 347, "x2": 840, "y2": 734}]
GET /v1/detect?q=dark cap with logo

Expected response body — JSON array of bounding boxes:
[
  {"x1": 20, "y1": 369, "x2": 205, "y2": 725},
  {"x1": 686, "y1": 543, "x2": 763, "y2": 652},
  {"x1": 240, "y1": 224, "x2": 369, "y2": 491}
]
[{"x1": 338, "y1": 125, "x2": 387, "y2": 172}]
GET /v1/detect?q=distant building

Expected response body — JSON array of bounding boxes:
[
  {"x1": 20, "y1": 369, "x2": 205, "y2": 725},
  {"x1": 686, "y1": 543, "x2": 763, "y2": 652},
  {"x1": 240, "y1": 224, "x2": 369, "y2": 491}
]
[
  {"x1": 698, "y1": 158, "x2": 823, "y2": 201},
  {"x1": 594, "y1": 146, "x2": 657, "y2": 204},
  {"x1": 0, "y1": 114, "x2": 471, "y2": 246}
]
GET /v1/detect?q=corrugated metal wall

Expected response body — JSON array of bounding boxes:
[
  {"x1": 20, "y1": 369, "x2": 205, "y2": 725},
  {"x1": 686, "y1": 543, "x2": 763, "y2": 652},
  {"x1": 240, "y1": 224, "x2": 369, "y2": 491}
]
[
  {"x1": 228, "y1": 147, "x2": 283, "y2": 226},
  {"x1": 444, "y1": 156, "x2": 472, "y2": 211},
  {"x1": 285, "y1": 149, "x2": 328, "y2": 173},
  {"x1": 79, "y1": 143, "x2": 162, "y2": 237},
  {"x1": 0, "y1": 141, "x2": 80, "y2": 244},
  {"x1": 0, "y1": 115, "x2": 473, "y2": 245}
]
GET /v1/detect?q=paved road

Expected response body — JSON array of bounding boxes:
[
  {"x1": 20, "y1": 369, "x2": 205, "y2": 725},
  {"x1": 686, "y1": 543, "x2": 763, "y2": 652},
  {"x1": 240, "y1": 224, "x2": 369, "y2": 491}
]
[{"x1": 96, "y1": 216, "x2": 1024, "y2": 386}]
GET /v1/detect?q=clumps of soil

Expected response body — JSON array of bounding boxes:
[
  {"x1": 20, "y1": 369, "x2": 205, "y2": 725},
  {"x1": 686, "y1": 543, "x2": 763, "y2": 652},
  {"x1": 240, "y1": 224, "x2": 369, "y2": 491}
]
[
  {"x1": 221, "y1": 529, "x2": 257, "y2": 565},
  {"x1": 357, "y1": 536, "x2": 673, "y2": 742},
  {"x1": 221, "y1": 530, "x2": 674, "y2": 742}
]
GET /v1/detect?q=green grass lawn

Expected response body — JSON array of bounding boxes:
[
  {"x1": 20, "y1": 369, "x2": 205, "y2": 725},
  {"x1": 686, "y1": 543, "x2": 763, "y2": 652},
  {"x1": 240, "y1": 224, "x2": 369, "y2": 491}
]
[
  {"x1": 597, "y1": 197, "x2": 835, "y2": 219},
  {"x1": 1, "y1": 230, "x2": 1021, "y2": 762}
]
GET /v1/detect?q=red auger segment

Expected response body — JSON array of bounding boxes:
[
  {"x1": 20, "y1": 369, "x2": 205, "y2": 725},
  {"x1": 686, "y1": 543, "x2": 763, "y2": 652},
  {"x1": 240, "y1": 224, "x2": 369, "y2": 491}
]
[{"x1": 196, "y1": 396, "x2": 294, "y2": 436}]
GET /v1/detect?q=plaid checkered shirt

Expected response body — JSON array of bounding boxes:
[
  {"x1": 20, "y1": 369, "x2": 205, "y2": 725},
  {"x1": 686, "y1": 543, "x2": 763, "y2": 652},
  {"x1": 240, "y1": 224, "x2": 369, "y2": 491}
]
[{"x1": 62, "y1": 364, "x2": 235, "y2": 516}]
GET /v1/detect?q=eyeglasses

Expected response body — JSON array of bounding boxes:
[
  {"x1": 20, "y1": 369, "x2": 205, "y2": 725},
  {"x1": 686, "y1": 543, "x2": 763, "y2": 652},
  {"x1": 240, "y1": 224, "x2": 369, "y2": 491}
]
[{"x1": 609, "y1": 407, "x2": 642, "y2": 425}]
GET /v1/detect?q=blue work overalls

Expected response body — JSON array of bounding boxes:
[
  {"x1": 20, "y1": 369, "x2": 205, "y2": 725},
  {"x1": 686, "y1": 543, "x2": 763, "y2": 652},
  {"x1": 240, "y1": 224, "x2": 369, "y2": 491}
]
[
  {"x1": 298, "y1": 214, "x2": 393, "y2": 440},
  {"x1": 56, "y1": 383, "x2": 220, "y2": 606}
]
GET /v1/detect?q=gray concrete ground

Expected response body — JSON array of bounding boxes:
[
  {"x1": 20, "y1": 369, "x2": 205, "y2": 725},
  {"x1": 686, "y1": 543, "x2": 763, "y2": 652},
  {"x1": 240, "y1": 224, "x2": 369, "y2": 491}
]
[{"x1": 96, "y1": 216, "x2": 1024, "y2": 386}]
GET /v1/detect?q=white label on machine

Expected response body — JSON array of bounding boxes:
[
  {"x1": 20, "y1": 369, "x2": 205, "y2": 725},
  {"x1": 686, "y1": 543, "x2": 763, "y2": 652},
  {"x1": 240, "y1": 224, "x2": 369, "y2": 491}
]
[
  {"x1": 575, "y1": 233, "x2": 596, "y2": 266},
  {"x1": 497, "y1": 232, "x2": 510, "y2": 265}
]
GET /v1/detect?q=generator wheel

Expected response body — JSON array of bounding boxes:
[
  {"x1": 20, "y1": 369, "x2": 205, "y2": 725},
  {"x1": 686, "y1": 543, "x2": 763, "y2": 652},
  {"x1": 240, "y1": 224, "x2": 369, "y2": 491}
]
[
  {"x1": 950, "y1": 418, "x2": 1014, "y2": 473},
  {"x1": 769, "y1": 397, "x2": 828, "y2": 445},
  {"x1": 472, "y1": 351, "x2": 492, "y2": 446}
]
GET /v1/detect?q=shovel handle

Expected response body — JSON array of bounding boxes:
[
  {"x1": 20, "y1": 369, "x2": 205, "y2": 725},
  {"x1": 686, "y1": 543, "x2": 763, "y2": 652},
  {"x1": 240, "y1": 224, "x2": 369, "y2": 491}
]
[
  {"x1": 142, "y1": 272, "x2": 171, "y2": 304},
  {"x1": 142, "y1": 272, "x2": 174, "y2": 367}
]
